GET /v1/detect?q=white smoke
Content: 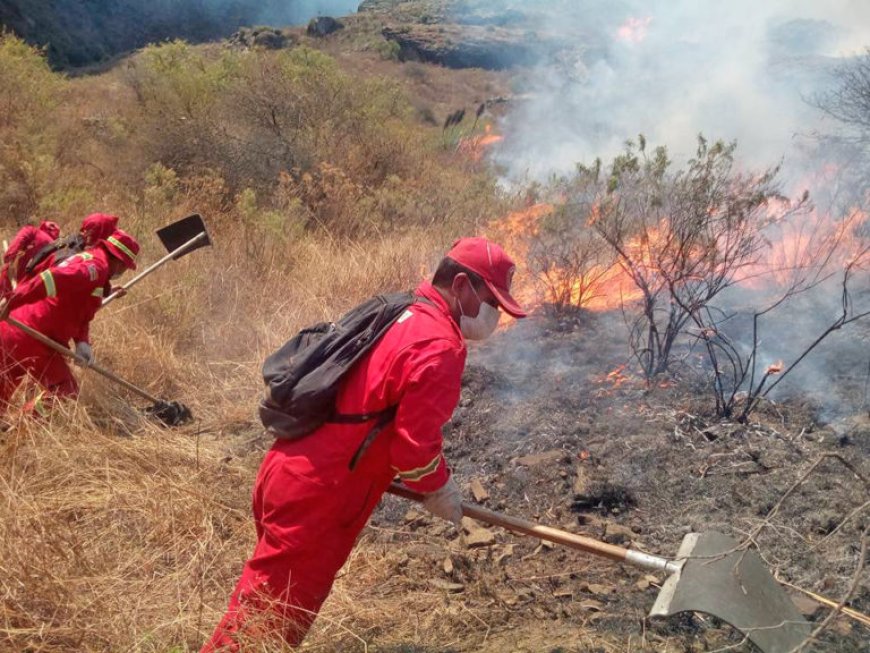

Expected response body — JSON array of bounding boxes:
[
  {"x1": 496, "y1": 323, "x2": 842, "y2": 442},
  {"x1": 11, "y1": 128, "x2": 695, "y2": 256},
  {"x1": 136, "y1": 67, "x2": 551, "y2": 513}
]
[
  {"x1": 253, "y1": 0, "x2": 360, "y2": 26},
  {"x1": 484, "y1": 0, "x2": 870, "y2": 187}
]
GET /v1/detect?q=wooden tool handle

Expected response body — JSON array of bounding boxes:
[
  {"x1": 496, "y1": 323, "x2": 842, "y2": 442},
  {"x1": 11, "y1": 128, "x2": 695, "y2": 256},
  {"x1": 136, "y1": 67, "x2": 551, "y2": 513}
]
[
  {"x1": 103, "y1": 231, "x2": 208, "y2": 307},
  {"x1": 388, "y1": 482, "x2": 631, "y2": 563},
  {"x1": 5, "y1": 317, "x2": 162, "y2": 404}
]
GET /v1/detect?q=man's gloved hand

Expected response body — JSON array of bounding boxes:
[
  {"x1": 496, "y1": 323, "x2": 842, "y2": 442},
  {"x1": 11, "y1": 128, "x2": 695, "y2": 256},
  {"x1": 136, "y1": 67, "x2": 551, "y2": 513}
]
[
  {"x1": 421, "y1": 476, "x2": 463, "y2": 525},
  {"x1": 74, "y1": 341, "x2": 94, "y2": 367}
]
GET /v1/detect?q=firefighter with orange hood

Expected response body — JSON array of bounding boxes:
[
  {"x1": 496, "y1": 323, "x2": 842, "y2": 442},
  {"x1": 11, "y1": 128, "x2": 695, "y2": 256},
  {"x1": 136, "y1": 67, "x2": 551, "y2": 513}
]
[
  {"x1": 0, "y1": 221, "x2": 61, "y2": 301},
  {"x1": 0, "y1": 229, "x2": 139, "y2": 414},
  {"x1": 202, "y1": 237, "x2": 527, "y2": 651}
]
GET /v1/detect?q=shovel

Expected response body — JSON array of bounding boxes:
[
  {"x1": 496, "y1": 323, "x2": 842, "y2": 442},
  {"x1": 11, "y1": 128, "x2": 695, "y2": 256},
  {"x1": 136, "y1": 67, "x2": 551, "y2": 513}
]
[
  {"x1": 102, "y1": 214, "x2": 211, "y2": 307},
  {"x1": 4, "y1": 317, "x2": 192, "y2": 426},
  {"x1": 388, "y1": 483, "x2": 812, "y2": 653}
]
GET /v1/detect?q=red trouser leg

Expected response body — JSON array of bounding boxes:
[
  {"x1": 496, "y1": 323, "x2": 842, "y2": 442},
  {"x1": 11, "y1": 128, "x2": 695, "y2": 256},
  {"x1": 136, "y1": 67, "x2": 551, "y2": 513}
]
[
  {"x1": 0, "y1": 323, "x2": 78, "y2": 416},
  {"x1": 202, "y1": 447, "x2": 383, "y2": 652}
]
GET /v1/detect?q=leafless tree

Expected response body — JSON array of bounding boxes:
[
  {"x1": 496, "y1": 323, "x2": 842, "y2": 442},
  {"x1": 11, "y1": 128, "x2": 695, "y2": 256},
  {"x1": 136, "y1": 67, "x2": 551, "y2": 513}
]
[
  {"x1": 560, "y1": 135, "x2": 808, "y2": 378},
  {"x1": 689, "y1": 210, "x2": 870, "y2": 421}
]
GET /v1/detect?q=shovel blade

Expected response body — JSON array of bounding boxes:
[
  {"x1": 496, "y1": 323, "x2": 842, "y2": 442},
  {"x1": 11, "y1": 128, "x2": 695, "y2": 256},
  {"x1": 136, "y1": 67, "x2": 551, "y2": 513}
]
[
  {"x1": 156, "y1": 214, "x2": 211, "y2": 259},
  {"x1": 144, "y1": 400, "x2": 193, "y2": 427},
  {"x1": 649, "y1": 531, "x2": 811, "y2": 653}
]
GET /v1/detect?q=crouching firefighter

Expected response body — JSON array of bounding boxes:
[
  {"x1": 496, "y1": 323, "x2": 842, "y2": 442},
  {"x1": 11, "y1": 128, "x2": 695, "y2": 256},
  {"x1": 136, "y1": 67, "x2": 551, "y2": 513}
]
[
  {"x1": 24, "y1": 212, "x2": 120, "y2": 278},
  {"x1": 202, "y1": 237, "x2": 528, "y2": 650},
  {"x1": 0, "y1": 229, "x2": 139, "y2": 415}
]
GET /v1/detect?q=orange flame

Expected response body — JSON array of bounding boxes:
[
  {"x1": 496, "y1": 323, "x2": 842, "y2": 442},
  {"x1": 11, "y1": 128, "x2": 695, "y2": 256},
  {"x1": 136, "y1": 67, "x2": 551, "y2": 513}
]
[
  {"x1": 458, "y1": 124, "x2": 504, "y2": 162},
  {"x1": 765, "y1": 360, "x2": 784, "y2": 375}
]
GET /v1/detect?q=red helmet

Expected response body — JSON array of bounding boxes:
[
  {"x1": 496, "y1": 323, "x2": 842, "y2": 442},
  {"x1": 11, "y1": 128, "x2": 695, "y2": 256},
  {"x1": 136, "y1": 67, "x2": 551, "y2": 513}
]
[
  {"x1": 38, "y1": 221, "x2": 61, "y2": 240},
  {"x1": 81, "y1": 213, "x2": 119, "y2": 245},
  {"x1": 103, "y1": 229, "x2": 140, "y2": 270}
]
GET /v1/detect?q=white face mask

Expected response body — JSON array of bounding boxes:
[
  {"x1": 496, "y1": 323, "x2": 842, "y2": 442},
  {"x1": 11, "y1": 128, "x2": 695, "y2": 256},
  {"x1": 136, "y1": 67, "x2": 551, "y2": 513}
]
[{"x1": 458, "y1": 284, "x2": 501, "y2": 340}]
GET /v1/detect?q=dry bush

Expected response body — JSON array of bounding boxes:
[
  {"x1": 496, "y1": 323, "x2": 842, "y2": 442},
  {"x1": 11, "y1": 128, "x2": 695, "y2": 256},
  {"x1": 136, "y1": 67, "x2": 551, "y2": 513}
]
[
  {"x1": 0, "y1": 35, "x2": 513, "y2": 652},
  {"x1": 556, "y1": 135, "x2": 808, "y2": 378}
]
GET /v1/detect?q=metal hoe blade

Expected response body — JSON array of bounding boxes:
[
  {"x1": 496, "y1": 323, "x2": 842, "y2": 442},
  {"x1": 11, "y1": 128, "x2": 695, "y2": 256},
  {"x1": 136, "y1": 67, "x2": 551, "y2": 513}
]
[
  {"x1": 156, "y1": 213, "x2": 211, "y2": 258},
  {"x1": 650, "y1": 531, "x2": 812, "y2": 653}
]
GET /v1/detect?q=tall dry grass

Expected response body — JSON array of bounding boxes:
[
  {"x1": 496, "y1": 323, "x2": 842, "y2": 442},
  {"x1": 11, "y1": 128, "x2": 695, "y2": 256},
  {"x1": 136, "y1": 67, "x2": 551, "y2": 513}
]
[{"x1": 0, "y1": 31, "x2": 525, "y2": 652}]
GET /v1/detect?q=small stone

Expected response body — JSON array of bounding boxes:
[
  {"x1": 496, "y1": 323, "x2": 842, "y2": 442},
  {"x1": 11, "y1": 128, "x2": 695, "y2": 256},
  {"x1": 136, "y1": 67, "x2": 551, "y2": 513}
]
[
  {"x1": 494, "y1": 543, "x2": 514, "y2": 565},
  {"x1": 584, "y1": 583, "x2": 614, "y2": 596},
  {"x1": 404, "y1": 509, "x2": 422, "y2": 522},
  {"x1": 603, "y1": 522, "x2": 636, "y2": 545},
  {"x1": 790, "y1": 594, "x2": 820, "y2": 618},
  {"x1": 429, "y1": 579, "x2": 465, "y2": 593},
  {"x1": 573, "y1": 465, "x2": 588, "y2": 495},
  {"x1": 443, "y1": 557, "x2": 454, "y2": 575},
  {"x1": 470, "y1": 478, "x2": 489, "y2": 502},
  {"x1": 515, "y1": 450, "x2": 564, "y2": 467},
  {"x1": 553, "y1": 588, "x2": 573, "y2": 599},
  {"x1": 579, "y1": 599, "x2": 605, "y2": 611},
  {"x1": 465, "y1": 528, "x2": 496, "y2": 548}
]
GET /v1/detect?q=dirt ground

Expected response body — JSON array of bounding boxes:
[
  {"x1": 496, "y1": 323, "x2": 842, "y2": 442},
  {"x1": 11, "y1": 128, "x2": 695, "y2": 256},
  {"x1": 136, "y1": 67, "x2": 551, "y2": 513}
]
[{"x1": 293, "y1": 308, "x2": 870, "y2": 652}]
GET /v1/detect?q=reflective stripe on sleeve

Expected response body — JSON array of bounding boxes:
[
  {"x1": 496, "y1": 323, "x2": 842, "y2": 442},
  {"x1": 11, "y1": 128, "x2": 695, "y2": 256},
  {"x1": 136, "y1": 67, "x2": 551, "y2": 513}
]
[
  {"x1": 40, "y1": 271, "x2": 57, "y2": 297},
  {"x1": 394, "y1": 453, "x2": 442, "y2": 482}
]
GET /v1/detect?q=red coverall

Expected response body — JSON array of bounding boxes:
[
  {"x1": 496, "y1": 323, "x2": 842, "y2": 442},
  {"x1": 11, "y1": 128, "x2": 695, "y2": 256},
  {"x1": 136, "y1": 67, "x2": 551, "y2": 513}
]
[
  {"x1": 203, "y1": 281, "x2": 467, "y2": 650},
  {"x1": 0, "y1": 248, "x2": 111, "y2": 412},
  {"x1": 0, "y1": 221, "x2": 61, "y2": 301}
]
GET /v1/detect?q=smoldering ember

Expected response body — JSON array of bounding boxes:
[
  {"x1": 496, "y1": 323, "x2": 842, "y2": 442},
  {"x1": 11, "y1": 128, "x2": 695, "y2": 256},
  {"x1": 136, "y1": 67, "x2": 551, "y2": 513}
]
[{"x1": 0, "y1": 1, "x2": 867, "y2": 652}]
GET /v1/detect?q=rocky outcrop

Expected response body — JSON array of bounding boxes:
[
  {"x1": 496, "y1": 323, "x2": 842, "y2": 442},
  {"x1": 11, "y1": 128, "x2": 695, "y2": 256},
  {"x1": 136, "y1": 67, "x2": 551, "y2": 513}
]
[
  {"x1": 382, "y1": 24, "x2": 550, "y2": 70},
  {"x1": 307, "y1": 16, "x2": 345, "y2": 38},
  {"x1": 229, "y1": 26, "x2": 293, "y2": 50}
]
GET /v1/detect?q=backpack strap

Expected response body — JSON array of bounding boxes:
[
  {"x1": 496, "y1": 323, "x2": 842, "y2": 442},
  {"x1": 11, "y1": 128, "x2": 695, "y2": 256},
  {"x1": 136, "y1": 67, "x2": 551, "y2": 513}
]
[{"x1": 344, "y1": 293, "x2": 438, "y2": 470}]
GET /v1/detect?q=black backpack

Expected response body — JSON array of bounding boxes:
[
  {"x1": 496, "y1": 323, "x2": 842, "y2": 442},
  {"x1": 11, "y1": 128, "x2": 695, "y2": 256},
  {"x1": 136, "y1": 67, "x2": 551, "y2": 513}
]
[
  {"x1": 259, "y1": 291, "x2": 430, "y2": 468},
  {"x1": 25, "y1": 233, "x2": 85, "y2": 276}
]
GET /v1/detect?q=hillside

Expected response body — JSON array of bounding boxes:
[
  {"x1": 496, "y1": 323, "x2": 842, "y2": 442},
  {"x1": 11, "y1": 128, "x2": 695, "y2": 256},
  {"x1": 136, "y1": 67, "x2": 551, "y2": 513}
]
[
  {"x1": 0, "y1": 3, "x2": 869, "y2": 653},
  {"x1": 0, "y1": 0, "x2": 360, "y2": 68}
]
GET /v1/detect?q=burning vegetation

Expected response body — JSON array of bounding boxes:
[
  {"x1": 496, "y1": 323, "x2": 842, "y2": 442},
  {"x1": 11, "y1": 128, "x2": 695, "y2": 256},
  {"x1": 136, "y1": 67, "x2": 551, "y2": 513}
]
[{"x1": 0, "y1": 5, "x2": 869, "y2": 653}]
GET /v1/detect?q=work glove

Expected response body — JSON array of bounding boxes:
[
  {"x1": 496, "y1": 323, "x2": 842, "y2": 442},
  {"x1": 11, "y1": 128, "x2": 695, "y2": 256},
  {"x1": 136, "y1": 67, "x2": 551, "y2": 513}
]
[
  {"x1": 0, "y1": 297, "x2": 9, "y2": 322},
  {"x1": 421, "y1": 476, "x2": 464, "y2": 526},
  {"x1": 74, "y1": 341, "x2": 94, "y2": 367}
]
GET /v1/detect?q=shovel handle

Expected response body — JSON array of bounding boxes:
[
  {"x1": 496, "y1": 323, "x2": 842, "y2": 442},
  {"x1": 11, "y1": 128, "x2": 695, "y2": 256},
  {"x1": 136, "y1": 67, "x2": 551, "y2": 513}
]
[
  {"x1": 102, "y1": 231, "x2": 208, "y2": 307},
  {"x1": 5, "y1": 317, "x2": 162, "y2": 404},
  {"x1": 387, "y1": 482, "x2": 677, "y2": 573}
]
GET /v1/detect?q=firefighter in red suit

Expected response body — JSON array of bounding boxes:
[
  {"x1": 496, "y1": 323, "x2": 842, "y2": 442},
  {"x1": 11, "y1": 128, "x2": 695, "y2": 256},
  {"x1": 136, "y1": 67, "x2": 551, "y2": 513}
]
[
  {"x1": 25, "y1": 212, "x2": 120, "y2": 278},
  {"x1": 0, "y1": 221, "x2": 61, "y2": 300},
  {"x1": 0, "y1": 229, "x2": 139, "y2": 414},
  {"x1": 202, "y1": 237, "x2": 527, "y2": 650}
]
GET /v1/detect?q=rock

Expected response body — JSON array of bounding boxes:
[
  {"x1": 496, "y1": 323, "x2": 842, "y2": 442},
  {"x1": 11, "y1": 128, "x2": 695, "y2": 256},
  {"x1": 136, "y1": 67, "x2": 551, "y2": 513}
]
[
  {"x1": 494, "y1": 543, "x2": 514, "y2": 565},
  {"x1": 470, "y1": 478, "x2": 490, "y2": 502},
  {"x1": 229, "y1": 26, "x2": 290, "y2": 50},
  {"x1": 382, "y1": 24, "x2": 558, "y2": 70},
  {"x1": 442, "y1": 557, "x2": 454, "y2": 575},
  {"x1": 553, "y1": 588, "x2": 573, "y2": 599},
  {"x1": 790, "y1": 594, "x2": 821, "y2": 618},
  {"x1": 579, "y1": 599, "x2": 605, "y2": 611},
  {"x1": 515, "y1": 449, "x2": 564, "y2": 467},
  {"x1": 465, "y1": 528, "x2": 496, "y2": 548},
  {"x1": 603, "y1": 522, "x2": 636, "y2": 545},
  {"x1": 583, "y1": 582, "x2": 614, "y2": 596},
  {"x1": 573, "y1": 465, "x2": 588, "y2": 495},
  {"x1": 307, "y1": 16, "x2": 344, "y2": 38},
  {"x1": 404, "y1": 509, "x2": 423, "y2": 523},
  {"x1": 429, "y1": 579, "x2": 465, "y2": 593}
]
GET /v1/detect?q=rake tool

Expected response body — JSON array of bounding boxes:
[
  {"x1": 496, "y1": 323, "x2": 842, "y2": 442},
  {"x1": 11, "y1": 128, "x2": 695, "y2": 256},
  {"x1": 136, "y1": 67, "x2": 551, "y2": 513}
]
[
  {"x1": 4, "y1": 317, "x2": 192, "y2": 426},
  {"x1": 388, "y1": 483, "x2": 812, "y2": 653},
  {"x1": 102, "y1": 213, "x2": 211, "y2": 306}
]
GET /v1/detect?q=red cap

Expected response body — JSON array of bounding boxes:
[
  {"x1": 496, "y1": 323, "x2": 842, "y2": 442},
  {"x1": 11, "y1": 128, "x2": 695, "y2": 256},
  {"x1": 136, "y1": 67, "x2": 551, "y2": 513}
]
[
  {"x1": 446, "y1": 237, "x2": 527, "y2": 318},
  {"x1": 81, "y1": 213, "x2": 119, "y2": 244},
  {"x1": 39, "y1": 221, "x2": 61, "y2": 240},
  {"x1": 103, "y1": 229, "x2": 140, "y2": 270}
]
